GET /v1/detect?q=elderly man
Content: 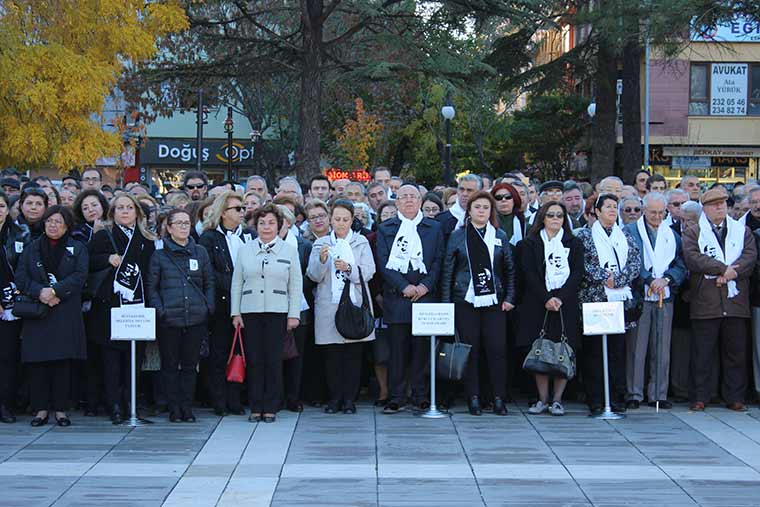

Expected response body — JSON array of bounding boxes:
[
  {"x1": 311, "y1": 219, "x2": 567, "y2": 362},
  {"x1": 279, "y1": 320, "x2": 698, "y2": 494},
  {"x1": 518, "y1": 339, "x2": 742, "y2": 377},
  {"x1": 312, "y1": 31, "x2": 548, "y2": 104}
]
[
  {"x1": 435, "y1": 174, "x2": 482, "y2": 243},
  {"x1": 246, "y1": 175, "x2": 268, "y2": 197},
  {"x1": 741, "y1": 186, "x2": 760, "y2": 231},
  {"x1": 624, "y1": 193, "x2": 687, "y2": 409},
  {"x1": 619, "y1": 196, "x2": 643, "y2": 225},
  {"x1": 367, "y1": 182, "x2": 388, "y2": 214},
  {"x1": 680, "y1": 175, "x2": 701, "y2": 201},
  {"x1": 683, "y1": 187, "x2": 756, "y2": 411},
  {"x1": 331, "y1": 178, "x2": 350, "y2": 195},
  {"x1": 527, "y1": 180, "x2": 564, "y2": 225},
  {"x1": 376, "y1": 184, "x2": 444, "y2": 413},
  {"x1": 563, "y1": 182, "x2": 585, "y2": 228},
  {"x1": 664, "y1": 189, "x2": 689, "y2": 229},
  {"x1": 276, "y1": 176, "x2": 304, "y2": 205},
  {"x1": 599, "y1": 176, "x2": 624, "y2": 199},
  {"x1": 344, "y1": 182, "x2": 367, "y2": 203}
]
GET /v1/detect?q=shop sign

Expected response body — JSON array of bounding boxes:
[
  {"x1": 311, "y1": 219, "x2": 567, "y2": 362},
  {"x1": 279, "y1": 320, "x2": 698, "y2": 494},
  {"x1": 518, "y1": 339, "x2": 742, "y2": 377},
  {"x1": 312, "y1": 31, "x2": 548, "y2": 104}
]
[
  {"x1": 141, "y1": 139, "x2": 255, "y2": 167},
  {"x1": 664, "y1": 146, "x2": 760, "y2": 158},
  {"x1": 710, "y1": 63, "x2": 748, "y2": 116},
  {"x1": 692, "y1": 17, "x2": 760, "y2": 43},
  {"x1": 672, "y1": 156, "x2": 711, "y2": 169},
  {"x1": 324, "y1": 168, "x2": 371, "y2": 183}
]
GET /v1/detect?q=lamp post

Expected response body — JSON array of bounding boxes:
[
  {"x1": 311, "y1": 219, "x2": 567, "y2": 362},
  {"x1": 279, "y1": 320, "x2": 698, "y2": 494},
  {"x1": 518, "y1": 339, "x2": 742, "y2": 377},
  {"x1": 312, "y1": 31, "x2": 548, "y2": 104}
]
[
  {"x1": 441, "y1": 95, "x2": 455, "y2": 186},
  {"x1": 195, "y1": 89, "x2": 208, "y2": 173},
  {"x1": 587, "y1": 102, "x2": 596, "y2": 119},
  {"x1": 223, "y1": 106, "x2": 234, "y2": 181}
]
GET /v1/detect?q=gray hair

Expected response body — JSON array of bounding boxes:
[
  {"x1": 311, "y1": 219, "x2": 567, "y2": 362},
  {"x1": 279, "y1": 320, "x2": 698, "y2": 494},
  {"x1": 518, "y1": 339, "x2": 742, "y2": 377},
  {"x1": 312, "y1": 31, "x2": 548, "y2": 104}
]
[
  {"x1": 345, "y1": 181, "x2": 366, "y2": 195},
  {"x1": 681, "y1": 200, "x2": 702, "y2": 216},
  {"x1": 353, "y1": 201, "x2": 374, "y2": 229},
  {"x1": 618, "y1": 196, "x2": 641, "y2": 213},
  {"x1": 745, "y1": 185, "x2": 760, "y2": 198},
  {"x1": 600, "y1": 176, "x2": 624, "y2": 186},
  {"x1": 278, "y1": 176, "x2": 302, "y2": 195},
  {"x1": 276, "y1": 204, "x2": 296, "y2": 226},
  {"x1": 246, "y1": 175, "x2": 268, "y2": 190},
  {"x1": 642, "y1": 192, "x2": 667, "y2": 209},
  {"x1": 665, "y1": 189, "x2": 688, "y2": 203},
  {"x1": 458, "y1": 173, "x2": 483, "y2": 190}
]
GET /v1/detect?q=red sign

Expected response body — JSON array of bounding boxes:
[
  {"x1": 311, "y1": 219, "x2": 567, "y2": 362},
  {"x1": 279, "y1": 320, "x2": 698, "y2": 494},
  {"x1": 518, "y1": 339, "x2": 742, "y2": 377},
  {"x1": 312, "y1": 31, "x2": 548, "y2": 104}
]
[{"x1": 324, "y1": 168, "x2": 371, "y2": 183}]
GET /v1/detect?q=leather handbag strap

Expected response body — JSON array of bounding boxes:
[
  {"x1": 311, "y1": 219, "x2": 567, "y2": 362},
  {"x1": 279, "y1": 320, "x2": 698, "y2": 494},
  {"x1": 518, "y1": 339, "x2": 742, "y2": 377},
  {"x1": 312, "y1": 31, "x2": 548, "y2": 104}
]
[
  {"x1": 357, "y1": 266, "x2": 371, "y2": 310},
  {"x1": 228, "y1": 325, "x2": 246, "y2": 364}
]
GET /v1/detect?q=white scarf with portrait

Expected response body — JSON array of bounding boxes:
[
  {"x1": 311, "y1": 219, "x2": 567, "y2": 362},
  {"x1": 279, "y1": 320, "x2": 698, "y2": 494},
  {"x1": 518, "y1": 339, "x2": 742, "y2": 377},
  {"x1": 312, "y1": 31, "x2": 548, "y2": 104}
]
[
  {"x1": 697, "y1": 213, "x2": 744, "y2": 299},
  {"x1": 329, "y1": 230, "x2": 356, "y2": 304},
  {"x1": 540, "y1": 228, "x2": 570, "y2": 291},
  {"x1": 386, "y1": 211, "x2": 426, "y2": 274},
  {"x1": 591, "y1": 221, "x2": 632, "y2": 302},
  {"x1": 636, "y1": 216, "x2": 676, "y2": 301}
]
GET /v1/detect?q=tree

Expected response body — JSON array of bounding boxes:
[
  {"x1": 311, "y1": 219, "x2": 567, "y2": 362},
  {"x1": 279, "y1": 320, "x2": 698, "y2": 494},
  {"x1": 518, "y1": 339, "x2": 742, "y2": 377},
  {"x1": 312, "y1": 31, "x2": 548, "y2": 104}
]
[
  {"x1": 334, "y1": 98, "x2": 383, "y2": 169},
  {"x1": 0, "y1": 0, "x2": 187, "y2": 171}
]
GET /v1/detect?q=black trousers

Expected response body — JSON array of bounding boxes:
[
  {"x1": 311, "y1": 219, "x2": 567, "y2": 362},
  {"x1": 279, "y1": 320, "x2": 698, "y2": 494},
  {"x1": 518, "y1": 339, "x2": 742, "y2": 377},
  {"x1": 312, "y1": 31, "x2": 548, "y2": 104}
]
[
  {"x1": 159, "y1": 324, "x2": 204, "y2": 411},
  {"x1": 455, "y1": 303, "x2": 507, "y2": 400},
  {"x1": 322, "y1": 343, "x2": 364, "y2": 403},
  {"x1": 283, "y1": 325, "x2": 307, "y2": 403},
  {"x1": 0, "y1": 320, "x2": 21, "y2": 408},
  {"x1": 242, "y1": 313, "x2": 286, "y2": 414},
  {"x1": 388, "y1": 323, "x2": 428, "y2": 404},
  {"x1": 85, "y1": 341, "x2": 104, "y2": 410},
  {"x1": 690, "y1": 317, "x2": 748, "y2": 404},
  {"x1": 583, "y1": 331, "x2": 627, "y2": 408},
  {"x1": 29, "y1": 360, "x2": 71, "y2": 412},
  {"x1": 300, "y1": 322, "x2": 326, "y2": 403},
  {"x1": 103, "y1": 345, "x2": 132, "y2": 408},
  {"x1": 209, "y1": 318, "x2": 242, "y2": 411}
]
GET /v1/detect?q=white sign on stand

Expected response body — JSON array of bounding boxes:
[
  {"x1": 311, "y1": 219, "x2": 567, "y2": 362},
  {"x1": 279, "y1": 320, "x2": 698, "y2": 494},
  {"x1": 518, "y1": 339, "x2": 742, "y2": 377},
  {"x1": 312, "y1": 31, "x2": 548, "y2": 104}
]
[
  {"x1": 412, "y1": 303, "x2": 455, "y2": 336},
  {"x1": 582, "y1": 302, "x2": 625, "y2": 336},
  {"x1": 111, "y1": 306, "x2": 156, "y2": 341}
]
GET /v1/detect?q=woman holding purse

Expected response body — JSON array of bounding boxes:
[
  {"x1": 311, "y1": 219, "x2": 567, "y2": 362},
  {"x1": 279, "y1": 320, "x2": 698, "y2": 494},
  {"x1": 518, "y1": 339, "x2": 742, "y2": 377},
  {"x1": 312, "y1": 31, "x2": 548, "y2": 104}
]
[
  {"x1": 148, "y1": 208, "x2": 214, "y2": 423},
  {"x1": 518, "y1": 202, "x2": 583, "y2": 416},
  {"x1": 230, "y1": 204, "x2": 302, "y2": 423},
  {"x1": 440, "y1": 191, "x2": 515, "y2": 416},
  {"x1": 307, "y1": 199, "x2": 375, "y2": 415}
]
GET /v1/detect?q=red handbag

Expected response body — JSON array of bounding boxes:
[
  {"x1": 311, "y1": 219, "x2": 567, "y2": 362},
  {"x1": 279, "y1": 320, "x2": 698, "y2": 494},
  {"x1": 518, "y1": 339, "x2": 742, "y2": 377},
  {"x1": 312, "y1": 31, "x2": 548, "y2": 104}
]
[{"x1": 226, "y1": 325, "x2": 246, "y2": 383}]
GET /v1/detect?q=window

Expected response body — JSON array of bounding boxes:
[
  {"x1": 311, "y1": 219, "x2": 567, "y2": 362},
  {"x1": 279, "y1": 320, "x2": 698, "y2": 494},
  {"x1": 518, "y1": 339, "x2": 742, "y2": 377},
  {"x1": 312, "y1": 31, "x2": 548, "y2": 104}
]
[
  {"x1": 689, "y1": 64, "x2": 709, "y2": 115},
  {"x1": 751, "y1": 65, "x2": 760, "y2": 116}
]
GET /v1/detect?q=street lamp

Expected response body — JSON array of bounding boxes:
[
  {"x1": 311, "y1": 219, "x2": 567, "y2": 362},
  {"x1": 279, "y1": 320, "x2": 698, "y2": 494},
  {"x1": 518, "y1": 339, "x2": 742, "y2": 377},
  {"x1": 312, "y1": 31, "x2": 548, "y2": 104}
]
[
  {"x1": 587, "y1": 102, "x2": 596, "y2": 118},
  {"x1": 223, "y1": 106, "x2": 234, "y2": 181},
  {"x1": 441, "y1": 95, "x2": 455, "y2": 185}
]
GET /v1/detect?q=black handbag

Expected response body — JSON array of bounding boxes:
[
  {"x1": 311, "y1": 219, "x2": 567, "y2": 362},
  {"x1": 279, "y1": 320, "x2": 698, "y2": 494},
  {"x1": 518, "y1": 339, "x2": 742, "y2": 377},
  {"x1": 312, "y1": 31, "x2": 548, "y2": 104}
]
[
  {"x1": 83, "y1": 229, "x2": 119, "y2": 300},
  {"x1": 436, "y1": 332, "x2": 472, "y2": 381},
  {"x1": 335, "y1": 266, "x2": 374, "y2": 341},
  {"x1": 11, "y1": 293, "x2": 48, "y2": 320},
  {"x1": 522, "y1": 309, "x2": 576, "y2": 380}
]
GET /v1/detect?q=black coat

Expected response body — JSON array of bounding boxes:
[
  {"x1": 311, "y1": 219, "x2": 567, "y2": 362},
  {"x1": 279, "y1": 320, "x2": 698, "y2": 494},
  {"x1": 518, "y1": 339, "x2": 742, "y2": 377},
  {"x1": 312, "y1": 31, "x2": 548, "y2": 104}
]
[
  {"x1": 435, "y1": 210, "x2": 459, "y2": 245},
  {"x1": 440, "y1": 226, "x2": 515, "y2": 306},
  {"x1": 198, "y1": 227, "x2": 255, "y2": 322},
  {"x1": 516, "y1": 233, "x2": 584, "y2": 349},
  {"x1": 376, "y1": 216, "x2": 444, "y2": 324},
  {"x1": 295, "y1": 235, "x2": 315, "y2": 325},
  {"x1": 16, "y1": 236, "x2": 88, "y2": 363},
  {"x1": 71, "y1": 222, "x2": 95, "y2": 244},
  {"x1": 87, "y1": 227, "x2": 155, "y2": 346},
  {"x1": 1, "y1": 220, "x2": 30, "y2": 307},
  {"x1": 147, "y1": 237, "x2": 214, "y2": 328}
]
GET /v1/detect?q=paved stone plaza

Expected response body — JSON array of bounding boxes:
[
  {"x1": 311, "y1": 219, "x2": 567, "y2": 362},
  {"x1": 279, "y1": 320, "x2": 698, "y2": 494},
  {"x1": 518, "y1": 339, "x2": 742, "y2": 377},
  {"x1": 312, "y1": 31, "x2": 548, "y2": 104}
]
[{"x1": 2, "y1": 402, "x2": 760, "y2": 506}]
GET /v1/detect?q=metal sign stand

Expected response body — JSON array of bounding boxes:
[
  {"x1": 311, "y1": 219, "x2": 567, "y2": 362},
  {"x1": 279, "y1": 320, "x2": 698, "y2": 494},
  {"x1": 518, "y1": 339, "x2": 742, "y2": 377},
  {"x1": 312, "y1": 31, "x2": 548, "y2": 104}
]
[
  {"x1": 593, "y1": 333, "x2": 625, "y2": 420},
  {"x1": 419, "y1": 336, "x2": 447, "y2": 419},
  {"x1": 121, "y1": 339, "x2": 153, "y2": 426}
]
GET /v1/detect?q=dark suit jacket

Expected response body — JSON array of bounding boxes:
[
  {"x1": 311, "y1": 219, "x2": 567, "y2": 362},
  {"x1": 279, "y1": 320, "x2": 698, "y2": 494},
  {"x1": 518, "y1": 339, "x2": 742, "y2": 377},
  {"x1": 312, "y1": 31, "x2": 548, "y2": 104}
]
[
  {"x1": 376, "y1": 216, "x2": 444, "y2": 324},
  {"x1": 435, "y1": 210, "x2": 459, "y2": 245}
]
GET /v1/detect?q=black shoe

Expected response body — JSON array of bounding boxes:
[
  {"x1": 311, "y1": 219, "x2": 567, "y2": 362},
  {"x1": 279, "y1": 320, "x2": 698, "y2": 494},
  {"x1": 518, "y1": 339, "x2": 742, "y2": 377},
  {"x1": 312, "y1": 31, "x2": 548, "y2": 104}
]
[
  {"x1": 228, "y1": 407, "x2": 246, "y2": 416},
  {"x1": 213, "y1": 407, "x2": 227, "y2": 417},
  {"x1": 110, "y1": 405, "x2": 123, "y2": 424},
  {"x1": 468, "y1": 396, "x2": 482, "y2": 416},
  {"x1": 415, "y1": 400, "x2": 431, "y2": 411},
  {"x1": 248, "y1": 413, "x2": 263, "y2": 422},
  {"x1": 286, "y1": 400, "x2": 303, "y2": 413},
  {"x1": 325, "y1": 400, "x2": 341, "y2": 414},
  {"x1": 343, "y1": 402, "x2": 357, "y2": 414},
  {"x1": 181, "y1": 409, "x2": 196, "y2": 423},
  {"x1": 626, "y1": 400, "x2": 640, "y2": 410},
  {"x1": 169, "y1": 410, "x2": 182, "y2": 423},
  {"x1": 493, "y1": 397, "x2": 508, "y2": 416},
  {"x1": 84, "y1": 408, "x2": 97, "y2": 417},
  {"x1": 263, "y1": 414, "x2": 276, "y2": 423},
  {"x1": 611, "y1": 403, "x2": 627, "y2": 414},
  {"x1": 589, "y1": 405, "x2": 603, "y2": 416},
  {"x1": 31, "y1": 415, "x2": 48, "y2": 427},
  {"x1": 648, "y1": 400, "x2": 673, "y2": 409},
  {"x1": 56, "y1": 415, "x2": 71, "y2": 427},
  {"x1": 374, "y1": 398, "x2": 389, "y2": 407},
  {"x1": 383, "y1": 401, "x2": 404, "y2": 414},
  {"x1": 0, "y1": 405, "x2": 16, "y2": 424}
]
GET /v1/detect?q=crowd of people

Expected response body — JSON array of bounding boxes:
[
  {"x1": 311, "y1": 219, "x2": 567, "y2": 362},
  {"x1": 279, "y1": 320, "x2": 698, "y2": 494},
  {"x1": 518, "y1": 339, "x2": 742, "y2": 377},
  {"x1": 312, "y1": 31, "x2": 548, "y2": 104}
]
[{"x1": 0, "y1": 164, "x2": 758, "y2": 426}]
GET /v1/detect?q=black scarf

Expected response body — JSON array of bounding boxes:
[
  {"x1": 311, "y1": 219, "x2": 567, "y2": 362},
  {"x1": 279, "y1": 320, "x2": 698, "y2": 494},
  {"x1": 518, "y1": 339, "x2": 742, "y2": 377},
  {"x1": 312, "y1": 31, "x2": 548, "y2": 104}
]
[
  {"x1": 40, "y1": 233, "x2": 70, "y2": 280},
  {"x1": 112, "y1": 225, "x2": 145, "y2": 303},
  {"x1": 464, "y1": 221, "x2": 497, "y2": 306},
  {"x1": 18, "y1": 215, "x2": 44, "y2": 241},
  {"x1": 0, "y1": 221, "x2": 14, "y2": 303}
]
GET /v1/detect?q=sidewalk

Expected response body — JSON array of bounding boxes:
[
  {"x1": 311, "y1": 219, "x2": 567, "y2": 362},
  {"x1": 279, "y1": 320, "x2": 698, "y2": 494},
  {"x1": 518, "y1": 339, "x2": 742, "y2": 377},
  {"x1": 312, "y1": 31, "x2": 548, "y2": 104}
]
[{"x1": 1, "y1": 402, "x2": 760, "y2": 506}]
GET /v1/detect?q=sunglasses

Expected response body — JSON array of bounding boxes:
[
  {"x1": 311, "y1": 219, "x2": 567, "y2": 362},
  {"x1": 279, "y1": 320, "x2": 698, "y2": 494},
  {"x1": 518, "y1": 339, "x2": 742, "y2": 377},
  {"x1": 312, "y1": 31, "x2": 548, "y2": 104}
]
[
  {"x1": 185, "y1": 184, "x2": 206, "y2": 190},
  {"x1": 545, "y1": 212, "x2": 564, "y2": 219},
  {"x1": 226, "y1": 206, "x2": 244, "y2": 212},
  {"x1": 624, "y1": 207, "x2": 641, "y2": 213},
  {"x1": 494, "y1": 194, "x2": 513, "y2": 201}
]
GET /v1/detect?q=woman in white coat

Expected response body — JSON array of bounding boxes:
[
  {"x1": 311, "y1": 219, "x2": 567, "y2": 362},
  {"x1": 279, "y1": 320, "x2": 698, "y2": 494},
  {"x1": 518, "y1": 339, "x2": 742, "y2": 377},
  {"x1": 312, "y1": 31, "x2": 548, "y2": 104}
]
[{"x1": 307, "y1": 199, "x2": 375, "y2": 415}]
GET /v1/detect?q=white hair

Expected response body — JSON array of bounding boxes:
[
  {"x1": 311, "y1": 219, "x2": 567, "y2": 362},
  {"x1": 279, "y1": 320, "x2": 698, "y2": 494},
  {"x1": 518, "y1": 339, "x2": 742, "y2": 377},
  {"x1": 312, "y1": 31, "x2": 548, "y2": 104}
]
[
  {"x1": 681, "y1": 200, "x2": 702, "y2": 215},
  {"x1": 458, "y1": 173, "x2": 483, "y2": 189},
  {"x1": 278, "y1": 176, "x2": 302, "y2": 195},
  {"x1": 665, "y1": 189, "x2": 688, "y2": 203},
  {"x1": 353, "y1": 201, "x2": 374, "y2": 229},
  {"x1": 246, "y1": 175, "x2": 268, "y2": 190},
  {"x1": 643, "y1": 192, "x2": 667, "y2": 209}
]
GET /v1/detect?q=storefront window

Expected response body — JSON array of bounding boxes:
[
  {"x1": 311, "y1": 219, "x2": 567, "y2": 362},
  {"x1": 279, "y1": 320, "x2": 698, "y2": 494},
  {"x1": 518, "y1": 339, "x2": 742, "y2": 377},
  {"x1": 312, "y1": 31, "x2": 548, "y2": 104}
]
[
  {"x1": 689, "y1": 64, "x2": 709, "y2": 115},
  {"x1": 750, "y1": 64, "x2": 760, "y2": 116}
]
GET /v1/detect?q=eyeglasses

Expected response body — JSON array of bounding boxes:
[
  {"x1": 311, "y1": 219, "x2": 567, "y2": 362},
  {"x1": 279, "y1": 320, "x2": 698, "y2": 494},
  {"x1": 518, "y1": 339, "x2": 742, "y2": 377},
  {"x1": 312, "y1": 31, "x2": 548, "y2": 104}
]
[
  {"x1": 308, "y1": 213, "x2": 328, "y2": 222},
  {"x1": 669, "y1": 202, "x2": 683, "y2": 207},
  {"x1": 545, "y1": 212, "x2": 564, "y2": 219},
  {"x1": 170, "y1": 221, "x2": 192, "y2": 227},
  {"x1": 422, "y1": 207, "x2": 440, "y2": 214},
  {"x1": 185, "y1": 184, "x2": 206, "y2": 190},
  {"x1": 494, "y1": 194, "x2": 513, "y2": 201},
  {"x1": 45, "y1": 218, "x2": 65, "y2": 226},
  {"x1": 226, "y1": 206, "x2": 244, "y2": 212},
  {"x1": 624, "y1": 207, "x2": 641, "y2": 213}
]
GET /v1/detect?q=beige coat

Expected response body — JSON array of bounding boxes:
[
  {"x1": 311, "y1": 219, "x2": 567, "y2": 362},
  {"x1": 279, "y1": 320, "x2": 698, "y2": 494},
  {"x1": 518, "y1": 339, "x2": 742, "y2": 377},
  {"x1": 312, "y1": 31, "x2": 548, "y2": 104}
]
[
  {"x1": 307, "y1": 233, "x2": 376, "y2": 345},
  {"x1": 230, "y1": 236, "x2": 303, "y2": 319}
]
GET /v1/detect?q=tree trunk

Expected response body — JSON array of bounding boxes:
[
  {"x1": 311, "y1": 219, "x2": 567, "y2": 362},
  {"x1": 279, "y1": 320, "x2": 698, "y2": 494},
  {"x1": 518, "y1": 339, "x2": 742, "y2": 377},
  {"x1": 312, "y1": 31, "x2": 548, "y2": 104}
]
[
  {"x1": 590, "y1": 39, "x2": 618, "y2": 182},
  {"x1": 296, "y1": 0, "x2": 323, "y2": 181},
  {"x1": 621, "y1": 40, "x2": 643, "y2": 185}
]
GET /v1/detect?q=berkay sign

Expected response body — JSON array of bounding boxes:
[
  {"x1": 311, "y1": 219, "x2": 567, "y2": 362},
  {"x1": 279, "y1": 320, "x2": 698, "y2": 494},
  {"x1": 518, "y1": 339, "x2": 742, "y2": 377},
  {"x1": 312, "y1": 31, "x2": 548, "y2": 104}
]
[{"x1": 141, "y1": 138, "x2": 255, "y2": 167}]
